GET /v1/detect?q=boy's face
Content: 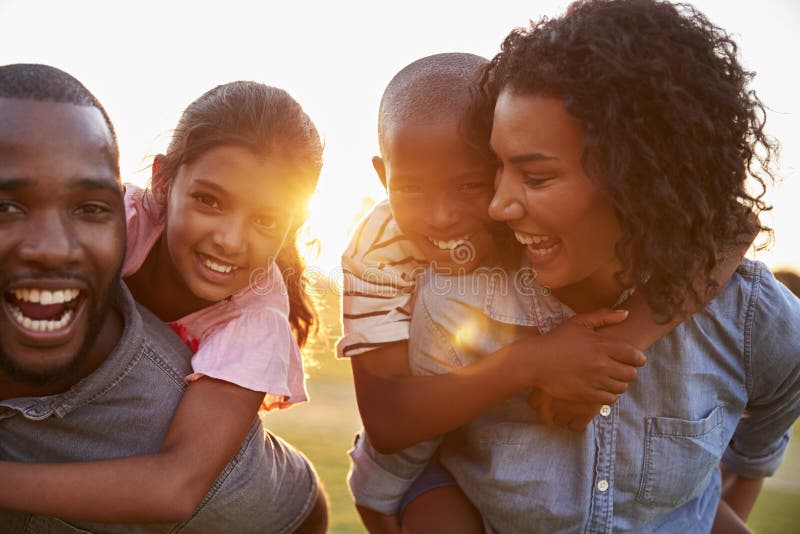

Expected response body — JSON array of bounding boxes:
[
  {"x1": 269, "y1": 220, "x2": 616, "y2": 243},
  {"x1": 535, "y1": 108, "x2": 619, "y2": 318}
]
[
  {"x1": 0, "y1": 98, "x2": 125, "y2": 387},
  {"x1": 375, "y1": 119, "x2": 498, "y2": 273}
]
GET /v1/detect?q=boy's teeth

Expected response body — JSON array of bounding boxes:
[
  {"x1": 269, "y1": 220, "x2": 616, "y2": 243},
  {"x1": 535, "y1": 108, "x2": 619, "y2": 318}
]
[
  {"x1": 12, "y1": 288, "x2": 80, "y2": 304},
  {"x1": 429, "y1": 236, "x2": 470, "y2": 250},
  {"x1": 10, "y1": 305, "x2": 74, "y2": 332},
  {"x1": 203, "y1": 258, "x2": 237, "y2": 273}
]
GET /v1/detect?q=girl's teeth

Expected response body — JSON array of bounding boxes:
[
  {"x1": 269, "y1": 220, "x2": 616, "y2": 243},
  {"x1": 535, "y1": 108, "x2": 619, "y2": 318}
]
[
  {"x1": 204, "y1": 258, "x2": 236, "y2": 273},
  {"x1": 10, "y1": 305, "x2": 74, "y2": 332},
  {"x1": 12, "y1": 288, "x2": 80, "y2": 304}
]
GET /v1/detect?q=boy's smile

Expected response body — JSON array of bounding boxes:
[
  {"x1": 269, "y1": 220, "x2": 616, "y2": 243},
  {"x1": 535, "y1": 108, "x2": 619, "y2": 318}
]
[{"x1": 375, "y1": 120, "x2": 500, "y2": 273}]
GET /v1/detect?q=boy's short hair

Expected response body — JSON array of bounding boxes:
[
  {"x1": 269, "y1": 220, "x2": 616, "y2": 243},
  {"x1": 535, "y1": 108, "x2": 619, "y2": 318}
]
[
  {"x1": 377, "y1": 52, "x2": 487, "y2": 158},
  {"x1": 0, "y1": 63, "x2": 119, "y2": 175}
]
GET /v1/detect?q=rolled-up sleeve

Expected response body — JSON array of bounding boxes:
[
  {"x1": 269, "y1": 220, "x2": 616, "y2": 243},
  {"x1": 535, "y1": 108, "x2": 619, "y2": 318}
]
[{"x1": 722, "y1": 265, "x2": 800, "y2": 478}]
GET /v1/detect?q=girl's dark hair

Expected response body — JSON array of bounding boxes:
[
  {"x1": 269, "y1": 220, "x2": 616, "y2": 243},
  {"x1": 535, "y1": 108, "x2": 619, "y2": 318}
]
[
  {"x1": 152, "y1": 81, "x2": 322, "y2": 347},
  {"x1": 474, "y1": 0, "x2": 776, "y2": 320}
]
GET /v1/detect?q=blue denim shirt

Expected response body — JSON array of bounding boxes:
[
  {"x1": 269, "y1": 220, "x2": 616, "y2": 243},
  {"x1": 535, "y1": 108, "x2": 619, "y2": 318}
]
[
  {"x1": 0, "y1": 285, "x2": 318, "y2": 533},
  {"x1": 409, "y1": 260, "x2": 800, "y2": 533}
]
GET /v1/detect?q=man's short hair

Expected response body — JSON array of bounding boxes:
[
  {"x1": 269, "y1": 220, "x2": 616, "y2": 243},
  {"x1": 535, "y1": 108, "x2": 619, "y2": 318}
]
[
  {"x1": 378, "y1": 52, "x2": 487, "y2": 157},
  {"x1": 0, "y1": 63, "x2": 119, "y2": 175}
]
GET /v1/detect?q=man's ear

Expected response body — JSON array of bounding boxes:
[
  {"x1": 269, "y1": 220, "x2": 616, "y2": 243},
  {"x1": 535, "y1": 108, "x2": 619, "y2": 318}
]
[
  {"x1": 150, "y1": 154, "x2": 168, "y2": 202},
  {"x1": 372, "y1": 156, "x2": 387, "y2": 189}
]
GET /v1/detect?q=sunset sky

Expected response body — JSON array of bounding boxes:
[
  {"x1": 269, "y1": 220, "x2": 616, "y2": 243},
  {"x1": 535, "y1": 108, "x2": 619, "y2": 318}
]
[{"x1": 2, "y1": 0, "x2": 798, "y2": 273}]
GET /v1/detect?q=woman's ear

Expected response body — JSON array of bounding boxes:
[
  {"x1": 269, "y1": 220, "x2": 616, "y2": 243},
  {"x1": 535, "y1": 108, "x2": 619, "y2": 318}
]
[{"x1": 150, "y1": 154, "x2": 168, "y2": 203}]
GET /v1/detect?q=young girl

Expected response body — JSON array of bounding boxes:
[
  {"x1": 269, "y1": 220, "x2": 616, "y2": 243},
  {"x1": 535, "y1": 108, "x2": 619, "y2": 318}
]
[{"x1": 0, "y1": 81, "x2": 327, "y2": 530}]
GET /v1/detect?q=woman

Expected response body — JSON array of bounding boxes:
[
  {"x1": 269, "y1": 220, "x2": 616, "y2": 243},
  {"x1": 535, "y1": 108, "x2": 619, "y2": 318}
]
[{"x1": 407, "y1": 0, "x2": 800, "y2": 532}]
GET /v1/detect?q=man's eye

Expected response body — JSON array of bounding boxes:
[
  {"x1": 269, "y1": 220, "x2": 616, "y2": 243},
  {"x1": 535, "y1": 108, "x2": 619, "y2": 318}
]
[
  {"x1": 193, "y1": 194, "x2": 220, "y2": 209},
  {"x1": 0, "y1": 201, "x2": 23, "y2": 215},
  {"x1": 76, "y1": 203, "x2": 111, "y2": 216}
]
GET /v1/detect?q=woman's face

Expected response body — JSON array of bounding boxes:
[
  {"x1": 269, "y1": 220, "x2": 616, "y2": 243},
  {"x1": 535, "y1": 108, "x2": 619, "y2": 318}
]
[{"x1": 488, "y1": 90, "x2": 623, "y2": 308}]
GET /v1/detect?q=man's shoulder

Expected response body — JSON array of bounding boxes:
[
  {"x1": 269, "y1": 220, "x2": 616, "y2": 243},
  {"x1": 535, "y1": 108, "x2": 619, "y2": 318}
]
[{"x1": 136, "y1": 303, "x2": 193, "y2": 377}]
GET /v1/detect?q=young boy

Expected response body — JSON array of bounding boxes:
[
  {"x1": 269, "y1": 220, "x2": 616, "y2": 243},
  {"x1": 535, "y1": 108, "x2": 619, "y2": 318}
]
[{"x1": 337, "y1": 53, "x2": 651, "y2": 533}]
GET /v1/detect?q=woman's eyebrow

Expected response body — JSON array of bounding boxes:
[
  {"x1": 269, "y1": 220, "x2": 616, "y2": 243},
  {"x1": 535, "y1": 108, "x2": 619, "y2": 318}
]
[{"x1": 509, "y1": 152, "x2": 558, "y2": 164}]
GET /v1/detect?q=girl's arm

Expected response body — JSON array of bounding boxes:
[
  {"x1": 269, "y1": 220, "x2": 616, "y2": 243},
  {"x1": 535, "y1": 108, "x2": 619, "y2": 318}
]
[{"x1": 0, "y1": 377, "x2": 263, "y2": 522}]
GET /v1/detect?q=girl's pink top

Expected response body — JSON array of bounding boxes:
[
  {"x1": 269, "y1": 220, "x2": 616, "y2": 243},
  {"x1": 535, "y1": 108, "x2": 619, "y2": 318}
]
[{"x1": 122, "y1": 185, "x2": 308, "y2": 410}]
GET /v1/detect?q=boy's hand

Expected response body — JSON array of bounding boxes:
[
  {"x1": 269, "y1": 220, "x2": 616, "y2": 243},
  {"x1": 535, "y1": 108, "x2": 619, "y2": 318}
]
[
  {"x1": 527, "y1": 389, "x2": 601, "y2": 432},
  {"x1": 515, "y1": 308, "x2": 646, "y2": 404}
]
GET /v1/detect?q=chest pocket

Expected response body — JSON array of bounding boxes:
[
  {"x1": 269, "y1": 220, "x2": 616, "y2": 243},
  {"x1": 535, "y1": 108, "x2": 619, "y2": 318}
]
[{"x1": 637, "y1": 405, "x2": 725, "y2": 508}]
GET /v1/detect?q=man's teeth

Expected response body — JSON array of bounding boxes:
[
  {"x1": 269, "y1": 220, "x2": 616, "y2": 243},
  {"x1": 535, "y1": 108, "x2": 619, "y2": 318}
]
[
  {"x1": 11, "y1": 288, "x2": 80, "y2": 305},
  {"x1": 203, "y1": 258, "x2": 237, "y2": 273},
  {"x1": 10, "y1": 306, "x2": 74, "y2": 332},
  {"x1": 428, "y1": 236, "x2": 470, "y2": 250},
  {"x1": 514, "y1": 232, "x2": 552, "y2": 246}
]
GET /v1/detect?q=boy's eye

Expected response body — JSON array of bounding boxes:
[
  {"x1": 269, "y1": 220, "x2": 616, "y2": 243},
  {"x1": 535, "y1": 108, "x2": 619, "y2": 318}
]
[
  {"x1": 459, "y1": 181, "x2": 491, "y2": 192},
  {"x1": 393, "y1": 184, "x2": 423, "y2": 194},
  {"x1": 193, "y1": 193, "x2": 220, "y2": 209}
]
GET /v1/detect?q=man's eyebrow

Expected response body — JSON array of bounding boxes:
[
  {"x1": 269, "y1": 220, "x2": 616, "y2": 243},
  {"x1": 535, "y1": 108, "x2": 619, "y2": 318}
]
[
  {"x1": 0, "y1": 178, "x2": 28, "y2": 191},
  {"x1": 508, "y1": 153, "x2": 558, "y2": 164},
  {"x1": 71, "y1": 177, "x2": 124, "y2": 194}
]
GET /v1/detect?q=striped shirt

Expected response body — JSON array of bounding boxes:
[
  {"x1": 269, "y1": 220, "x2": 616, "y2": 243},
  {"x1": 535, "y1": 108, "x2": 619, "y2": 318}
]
[{"x1": 336, "y1": 200, "x2": 427, "y2": 358}]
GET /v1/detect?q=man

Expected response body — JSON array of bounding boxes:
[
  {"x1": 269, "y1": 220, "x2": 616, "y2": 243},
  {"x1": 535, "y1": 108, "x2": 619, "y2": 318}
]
[{"x1": 0, "y1": 63, "x2": 325, "y2": 533}]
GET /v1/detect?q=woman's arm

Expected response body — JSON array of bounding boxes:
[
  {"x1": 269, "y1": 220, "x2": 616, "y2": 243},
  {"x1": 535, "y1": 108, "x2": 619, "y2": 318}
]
[{"x1": 0, "y1": 377, "x2": 263, "y2": 522}]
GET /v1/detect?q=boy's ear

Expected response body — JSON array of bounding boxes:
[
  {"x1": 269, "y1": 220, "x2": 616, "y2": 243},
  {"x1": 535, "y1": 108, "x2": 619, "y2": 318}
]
[
  {"x1": 150, "y1": 154, "x2": 168, "y2": 202},
  {"x1": 372, "y1": 156, "x2": 387, "y2": 189}
]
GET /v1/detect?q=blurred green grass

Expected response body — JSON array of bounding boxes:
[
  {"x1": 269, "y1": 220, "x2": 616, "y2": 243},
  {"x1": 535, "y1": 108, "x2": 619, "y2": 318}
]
[{"x1": 262, "y1": 284, "x2": 800, "y2": 533}]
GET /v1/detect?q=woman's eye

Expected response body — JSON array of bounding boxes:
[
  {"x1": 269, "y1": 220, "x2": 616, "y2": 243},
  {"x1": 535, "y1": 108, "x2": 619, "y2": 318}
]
[
  {"x1": 193, "y1": 194, "x2": 220, "y2": 209},
  {"x1": 523, "y1": 175, "x2": 554, "y2": 187}
]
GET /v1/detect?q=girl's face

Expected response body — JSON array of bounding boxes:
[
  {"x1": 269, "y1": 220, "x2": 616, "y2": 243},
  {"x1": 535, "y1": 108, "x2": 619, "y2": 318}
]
[
  {"x1": 161, "y1": 145, "x2": 296, "y2": 303},
  {"x1": 488, "y1": 91, "x2": 623, "y2": 309}
]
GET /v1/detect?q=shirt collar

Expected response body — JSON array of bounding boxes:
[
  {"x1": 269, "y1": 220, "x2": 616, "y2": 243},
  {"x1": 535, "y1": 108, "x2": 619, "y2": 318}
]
[{"x1": 0, "y1": 283, "x2": 145, "y2": 420}]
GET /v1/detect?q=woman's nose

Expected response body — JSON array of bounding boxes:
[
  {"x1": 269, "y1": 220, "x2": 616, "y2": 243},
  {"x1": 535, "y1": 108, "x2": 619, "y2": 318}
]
[{"x1": 488, "y1": 169, "x2": 525, "y2": 221}]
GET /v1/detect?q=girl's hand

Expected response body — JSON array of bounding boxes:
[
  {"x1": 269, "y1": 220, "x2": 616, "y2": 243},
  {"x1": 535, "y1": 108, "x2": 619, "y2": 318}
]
[{"x1": 513, "y1": 308, "x2": 646, "y2": 405}]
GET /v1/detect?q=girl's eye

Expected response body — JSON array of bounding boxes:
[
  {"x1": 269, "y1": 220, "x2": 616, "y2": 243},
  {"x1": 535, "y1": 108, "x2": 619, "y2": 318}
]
[
  {"x1": 254, "y1": 215, "x2": 278, "y2": 230},
  {"x1": 193, "y1": 193, "x2": 220, "y2": 209}
]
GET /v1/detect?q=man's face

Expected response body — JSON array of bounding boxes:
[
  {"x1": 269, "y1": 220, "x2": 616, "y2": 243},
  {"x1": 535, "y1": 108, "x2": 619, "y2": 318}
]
[{"x1": 0, "y1": 98, "x2": 125, "y2": 385}]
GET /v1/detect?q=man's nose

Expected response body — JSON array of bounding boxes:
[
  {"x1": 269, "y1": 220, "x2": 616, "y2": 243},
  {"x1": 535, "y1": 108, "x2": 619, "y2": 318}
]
[{"x1": 18, "y1": 209, "x2": 82, "y2": 268}]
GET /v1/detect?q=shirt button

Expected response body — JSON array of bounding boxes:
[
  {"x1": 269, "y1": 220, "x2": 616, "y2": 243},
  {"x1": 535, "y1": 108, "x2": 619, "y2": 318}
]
[
  {"x1": 597, "y1": 480, "x2": 609, "y2": 492},
  {"x1": 599, "y1": 405, "x2": 612, "y2": 417}
]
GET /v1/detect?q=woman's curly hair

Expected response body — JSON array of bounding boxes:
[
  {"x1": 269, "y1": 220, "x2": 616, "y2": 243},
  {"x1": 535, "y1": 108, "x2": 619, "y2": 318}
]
[{"x1": 473, "y1": 0, "x2": 777, "y2": 320}]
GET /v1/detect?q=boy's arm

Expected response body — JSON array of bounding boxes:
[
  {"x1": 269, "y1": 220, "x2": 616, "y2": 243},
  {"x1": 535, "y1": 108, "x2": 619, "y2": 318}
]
[
  {"x1": 353, "y1": 308, "x2": 644, "y2": 454},
  {"x1": 0, "y1": 377, "x2": 263, "y2": 522}
]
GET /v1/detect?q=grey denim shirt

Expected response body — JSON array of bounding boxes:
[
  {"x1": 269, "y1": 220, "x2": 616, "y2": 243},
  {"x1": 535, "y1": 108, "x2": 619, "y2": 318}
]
[
  {"x1": 0, "y1": 285, "x2": 317, "y2": 533},
  {"x1": 409, "y1": 259, "x2": 800, "y2": 533}
]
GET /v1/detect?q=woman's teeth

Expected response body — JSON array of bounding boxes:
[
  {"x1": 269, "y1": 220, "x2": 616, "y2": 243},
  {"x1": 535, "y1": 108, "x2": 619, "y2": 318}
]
[
  {"x1": 11, "y1": 288, "x2": 80, "y2": 305},
  {"x1": 203, "y1": 258, "x2": 238, "y2": 273},
  {"x1": 514, "y1": 231, "x2": 553, "y2": 246},
  {"x1": 10, "y1": 306, "x2": 74, "y2": 332},
  {"x1": 428, "y1": 235, "x2": 470, "y2": 250}
]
